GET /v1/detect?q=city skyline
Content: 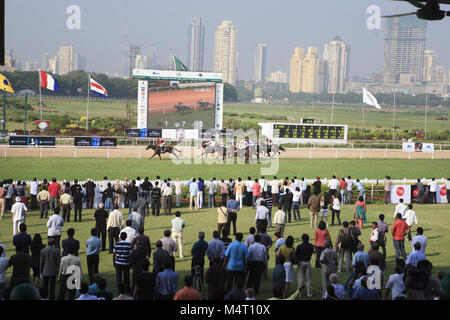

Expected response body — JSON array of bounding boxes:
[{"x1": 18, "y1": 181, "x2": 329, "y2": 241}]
[{"x1": 4, "y1": 0, "x2": 450, "y2": 82}]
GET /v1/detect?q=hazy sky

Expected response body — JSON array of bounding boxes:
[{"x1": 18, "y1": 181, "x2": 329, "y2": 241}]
[{"x1": 6, "y1": 0, "x2": 450, "y2": 80}]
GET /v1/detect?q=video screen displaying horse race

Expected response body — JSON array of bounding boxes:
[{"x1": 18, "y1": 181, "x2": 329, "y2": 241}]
[{"x1": 147, "y1": 84, "x2": 216, "y2": 129}]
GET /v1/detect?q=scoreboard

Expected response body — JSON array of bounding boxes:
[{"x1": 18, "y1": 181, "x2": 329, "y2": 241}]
[{"x1": 259, "y1": 122, "x2": 347, "y2": 144}]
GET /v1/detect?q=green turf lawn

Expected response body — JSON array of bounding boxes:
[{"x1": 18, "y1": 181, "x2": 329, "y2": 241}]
[
  {"x1": 1, "y1": 158, "x2": 450, "y2": 181},
  {"x1": 0, "y1": 202, "x2": 448, "y2": 300}
]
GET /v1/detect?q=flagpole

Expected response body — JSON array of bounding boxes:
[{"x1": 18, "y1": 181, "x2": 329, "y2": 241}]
[
  {"x1": 39, "y1": 70, "x2": 42, "y2": 121},
  {"x1": 362, "y1": 86, "x2": 365, "y2": 138},
  {"x1": 424, "y1": 84, "x2": 428, "y2": 141},
  {"x1": 330, "y1": 91, "x2": 335, "y2": 124},
  {"x1": 392, "y1": 88, "x2": 396, "y2": 140},
  {"x1": 86, "y1": 75, "x2": 90, "y2": 131}
]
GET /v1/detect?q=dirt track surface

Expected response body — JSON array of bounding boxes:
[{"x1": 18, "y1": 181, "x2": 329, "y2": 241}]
[{"x1": 3, "y1": 146, "x2": 450, "y2": 159}]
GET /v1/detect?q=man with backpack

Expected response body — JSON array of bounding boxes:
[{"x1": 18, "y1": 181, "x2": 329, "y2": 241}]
[{"x1": 335, "y1": 221, "x2": 353, "y2": 273}]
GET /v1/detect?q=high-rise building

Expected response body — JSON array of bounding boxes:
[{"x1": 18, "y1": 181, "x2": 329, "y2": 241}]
[
  {"x1": 42, "y1": 53, "x2": 50, "y2": 71},
  {"x1": 129, "y1": 45, "x2": 141, "y2": 74},
  {"x1": 57, "y1": 44, "x2": 76, "y2": 75},
  {"x1": 301, "y1": 47, "x2": 326, "y2": 94},
  {"x1": 422, "y1": 49, "x2": 446, "y2": 84},
  {"x1": 383, "y1": 16, "x2": 427, "y2": 85},
  {"x1": 289, "y1": 47, "x2": 305, "y2": 93},
  {"x1": 254, "y1": 43, "x2": 267, "y2": 82},
  {"x1": 76, "y1": 54, "x2": 87, "y2": 71},
  {"x1": 214, "y1": 21, "x2": 238, "y2": 86},
  {"x1": 147, "y1": 47, "x2": 155, "y2": 69},
  {"x1": 323, "y1": 36, "x2": 351, "y2": 93},
  {"x1": 25, "y1": 61, "x2": 39, "y2": 72},
  {"x1": 49, "y1": 56, "x2": 59, "y2": 74},
  {"x1": 135, "y1": 55, "x2": 147, "y2": 69},
  {"x1": 269, "y1": 71, "x2": 287, "y2": 83},
  {"x1": 187, "y1": 17, "x2": 205, "y2": 72}
]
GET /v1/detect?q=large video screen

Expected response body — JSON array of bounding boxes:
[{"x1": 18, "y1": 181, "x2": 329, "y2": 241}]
[{"x1": 147, "y1": 85, "x2": 216, "y2": 129}]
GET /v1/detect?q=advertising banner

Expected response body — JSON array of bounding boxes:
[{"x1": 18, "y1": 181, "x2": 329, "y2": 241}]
[
  {"x1": 9, "y1": 136, "x2": 55, "y2": 146},
  {"x1": 390, "y1": 185, "x2": 411, "y2": 204},
  {"x1": 137, "y1": 80, "x2": 148, "y2": 129}
]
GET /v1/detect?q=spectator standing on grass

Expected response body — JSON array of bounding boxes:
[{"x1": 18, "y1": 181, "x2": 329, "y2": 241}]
[
  {"x1": 121, "y1": 220, "x2": 136, "y2": 243},
  {"x1": 161, "y1": 230, "x2": 178, "y2": 270},
  {"x1": 392, "y1": 213, "x2": 410, "y2": 263},
  {"x1": 151, "y1": 181, "x2": 161, "y2": 216},
  {"x1": 394, "y1": 198, "x2": 407, "y2": 218},
  {"x1": 48, "y1": 178, "x2": 60, "y2": 210},
  {"x1": 86, "y1": 228, "x2": 102, "y2": 284},
  {"x1": 102, "y1": 183, "x2": 115, "y2": 216},
  {"x1": 320, "y1": 240, "x2": 338, "y2": 298},
  {"x1": 107, "y1": 204, "x2": 124, "y2": 253},
  {"x1": 252, "y1": 179, "x2": 260, "y2": 209},
  {"x1": 352, "y1": 243, "x2": 370, "y2": 269},
  {"x1": 356, "y1": 179, "x2": 365, "y2": 201},
  {"x1": 312, "y1": 177, "x2": 322, "y2": 196},
  {"x1": 13, "y1": 223, "x2": 31, "y2": 254},
  {"x1": 207, "y1": 178, "x2": 218, "y2": 208},
  {"x1": 314, "y1": 221, "x2": 332, "y2": 269},
  {"x1": 377, "y1": 214, "x2": 388, "y2": 271},
  {"x1": 113, "y1": 180, "x2": 123, "y2": 207},
  {"x1": 339, "y1": 177, "x2": 346, "y2": 205},
  {"x1": 47, "y1": 208, "x2": 64, "y2": 249},
  {"x1": 411, "y1": 227, "x2": 427, "y2": 255},
  {"x1": 264, "y1": 192, "x2": 274, "y2": 229},
  {"x1": 308, "y1": 191, "x2": 320, "y2": 229},
  {"x1": 133, "y1": 259, "x2": 155, "y2": 300},
  {"x1": 351, "y1": 277, "x2": 381, "y2": 300},
  {"x1": 406, "y1": 242, "x2": 426, "y2": 267},
  {"x1": 191, "y1": 232, "x2": 208, "y2": 284},
  {"x1": 163, "y1": 182, "x2": 173, "y2": 215},
  {"x1": 324, "y1": 273, "x2": 346, "y2": 300},
  {"x1": 30, "y1": 234, "x2": 45, "y2": 288},
  {"x1": 246, "y1": 234, "x2": 267, "y2": 295},
  {"x1": 353, "y1": 196, "x2": 367, "y2": 230},
  {"x1": 60, "y1": 189, "x2": 72, "y2": 223},
  {"x1": 113, "y1": 232, "x2": 133, "y2": 294},
  {"x1": 156, "y1": 261, "x2": 178, "y2": 300},
  {"x1": 331, "y1": 194, "x2": 342, "y2": 226},
  {"x1": 270, "y1": 176, "x2": 280, "y2": 207},
  {"x1": 224, "y1": 233, "x2": 248, "y2": 293},
  {"x1": 188, "y1": 178, "x2": 199, "y2": 211},
  {"x1": 94, "y1": 202, "x2": 107, "y2": 252},
  {"x1": 57, "y1": 247, "x2": 81, "y2": 300},
  {"x1": 335, "y1": 221, "x2": 354, "y2": 273},
  {"x1": 127, "y1": 181, "x2": 139, "y2": 215},
  {"x1": 295, "y1": 233, "x2": 314, "y2": 297},
  {"x1": 129, "y1": 238, "x2": 148, "y2": 294},
  {"x1": 429, "y1": 178, "x2": 437, "y2": 204},
  {"x1": 403, "y1": 204, "x2": 418, "y2": 242},
  {"x1": 245, "y1": 177, "x2": 254, "y2": 207},
  {"x1": 0, "y1": 183, "x2": 7, "y2": 220},
  {"x1": 129, "y1": 207, "x2": 143, "y2": 232},
  {"x1": 328, "y1": 175, "x2": 339, "y2": 197},
  {"x1": 234, "y1": 178, "x2": 244, "y2": 209},
  {"x1": 207, "y1": 231, "x2": 225, "y2": 266},
  {"x1": 11, "y1": 196, "x2": 27, "y2": 236},
  {"x1": 277, "y1": 235, "x2": 295, "y2": 297},
  {"x1": 83, "y1": 179, "x2": 96, "y2": 209},
  {"x1": 171, "y1": 211, "x2": 185, "y2": 259},
  {"x1": 61, "y1": 228, "x2": 79, "y2": 257},
  {"x1": 205, "y1": 255, "x2": 228, "y2": 300},
  {"x1": 346, "y1": 176, "x2": 354, "y2": 205},
  {"x1": 174, "y1": 275, "x2": 201, "y2": 300},
  {"x1": 254, "y1": 200, "x2": 269, "y2": 234},
  {"x1": 217, "y1": 203, "x2": 229, "y2": 236},
  {"x1": 37, "y1": 186, "x2": 50, "y2": 219},
  {"x1": 292, "y1": 187, "x2": 301, "y2": 221},
  {"x1": 384, "y1": 263, "x2": 406, "y2": 300},
  {"x1": 72, "y1": 186, "x2": 84, "y2": 222},
  {"x1": 220, "y1": 179, "x2": 228, "y2": 207},
  {"x1": 280, "y1": 189, "x2": 293, "y2": 224},
  {"x1": 319, "y1": 192, "x2": 330, "y2": 227},
  {"x1": 384, "y1": 176, "x2": 392, "y2": 205},
  {"x1": 226, "y1": 195, "x2": 240, "y2": 236},
  {"x1": 273, "y1": 205, "x2": 286, "y2": 238},
  {"x1": 40, "y1": 238, "x2": 60, "y2": 300}
]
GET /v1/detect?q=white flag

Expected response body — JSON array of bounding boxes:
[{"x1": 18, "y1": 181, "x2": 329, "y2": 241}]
[{"x1": 362, "y1": 87, "x2": 381, "y2": 109}]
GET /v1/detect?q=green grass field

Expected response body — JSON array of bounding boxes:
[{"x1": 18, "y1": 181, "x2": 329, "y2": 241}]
[
  {"x1": 1, "y1": 158, "x2": 450, "y2": 181},
  {"x1": 1, "y1": 202, "x2": 449, "y2": 300}
]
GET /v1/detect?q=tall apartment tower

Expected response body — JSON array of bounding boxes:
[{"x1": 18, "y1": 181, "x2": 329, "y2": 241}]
[
  {"x1": 289, "y1": 47, "x2": 305, "y2": 93},
  {"x1": 57, "y1": 44, "x2": 75, "y2": 75},
  {"x1": 214, "y1": 21, "x2": 238, "y2": 86},
  {"x1": 383, "y1": 16, "x2": 427, "y2": 85},
  {"x1": 42, "y1": 53, "x2": 50, "y2": 71},
  {"x1": 323, "y1": 36, "x2": 351, "y2": 93},
  {"x1": 187, "y1": 17, "x2": 205, "y2": 72},
  {"x1": 301, "y1": 46, "x2": 326, "y2": 94},
  {"x1": 254, "y1": 43, "x2": 267, "y2": 83}
]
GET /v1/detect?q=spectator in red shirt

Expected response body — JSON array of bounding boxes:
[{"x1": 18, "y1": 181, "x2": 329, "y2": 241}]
[
  {"x1": 314, "y1": 221, "x2": 332, "y2": 269},
  {"x1": 48, "y1": 178, "x2": 61, "y2": 211},
  {"x1": 252, "y1": 179, "x2": 261, "y2": 209},
  {"x1": 173, "y1": 275, "x2": 201, "y2": 300},
  {"x1": 391, "y1": 213, "x2": 410, "y2": 264}
]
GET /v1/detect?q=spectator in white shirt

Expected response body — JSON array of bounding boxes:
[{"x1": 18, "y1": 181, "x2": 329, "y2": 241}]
[
  {"x1": 272, "y1": 206, "x2": 286, "y2": 238},
  {"x1": 403, "y1": 204, "x2": 418, "y2": 242},
  {"x1": 384, "y1": 264, "x2": 406, "y2": 300},
  {"x1": 292, "y1": 187, "x2": 301, "y2": 221},
  {"x1": 11, "y1": 196, "x2": 27, "y2": 235},
  {"x1": 327, "y1": 175, "x2": 339, "y2": 197},
  {"x1": 270, "y1": 177, "x2": 280, "y2": 206},
  {"x1": 429, "y1": 178, "x2": 437, "y2": 204},
  {"x1": 47, "y1": 207, "x2": 64, "y2": 248},
  {"x1": 245, "y1": 177, "x2": 254, "y2": 207},
  {"x1": 120, "y1": 220, "x2": 137, "y2": 243},
  {"x1": 174, "y1": 179, "x2": 183, "y2": 207},
  {"x1": 411, "y1": 227, "x2": 427, "y2": 255},
  {"x1": 29, "y1": 178, "x2": 39, "y2": 210},
  {"x1": 300, "y1": 178, "x2": 307, "y2": 205},
  {"x1": 394, "y1": 199, "x2": 407, "y2": 218},
  {"x1": 346, "y1": 176, "x2": 354, "y2": 205}
]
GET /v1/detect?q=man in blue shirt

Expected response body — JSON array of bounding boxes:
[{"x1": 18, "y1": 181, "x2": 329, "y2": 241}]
[
  {"x1": 191, "y1": 231, "x2": 208, "y2": 283},
  {"x1": 206, "y1": 231, "x2": 225, "y2": 266},
  {"x1": 188, "y1": 178, "x2": 199, "y2": 210},
  {"x1": 226, "y1": 195, "x2": 240, "y2": 236},
  {"x1": 86, "y1": 228, "x2": 102, "y2": 284},
  {"x1": 351, "y1": 277, "x2": 381, "y2": 300},
  {"x1": 156, "y1": 261, "x2": 179, "y2": 300},
  {"x1": 352, "y1": 243, "x2": 370, "y2": 268},
  {"x1": 406, "y1": 242, "x2": 426, "y2": 267},
  {"x1": 224, "y1": 233, "x2": 248, "y2": 292},
  {"x1": 246, "y1": 234, "x2": 267, "y2": 295},
  {"x1": 356, "y1": 179, "x2": 365, "y2": 201},
  {"x1": 197, "y1": 178, "x2": 205, "y2": 209}
]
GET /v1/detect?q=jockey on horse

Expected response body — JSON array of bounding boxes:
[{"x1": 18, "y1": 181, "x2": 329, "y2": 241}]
[{"x1": 156, "y1": 138, "x2": 166, "y2": 152}]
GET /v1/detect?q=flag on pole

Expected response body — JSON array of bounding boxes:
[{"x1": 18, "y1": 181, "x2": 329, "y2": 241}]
[
  {"x1": 39, "y1": 70, "x2": 60, "y2": 92},
  {"x1": 362, "y1": 87, "x2": 381, "y2": 109},
  {"x1": 173, "y1": 56, "x2": 188, "y2": 71},
  {"x1": 0, "y1": 74, "x2": 14, "y2": 93},
  {"x1": 89, "y1": 76, "x2": 108, "y2": 98}
]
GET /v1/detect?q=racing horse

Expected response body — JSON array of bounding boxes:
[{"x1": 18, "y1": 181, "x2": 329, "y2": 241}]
[
  {"x1": 258, "y1": 141, "x2": 286, "y2": 157},
  {"x1": 146, "y1": 144, "x2": 181, "y2": 160},
  {"x1": 173, "y1": 103, "x2": 191, "y2": 114}
]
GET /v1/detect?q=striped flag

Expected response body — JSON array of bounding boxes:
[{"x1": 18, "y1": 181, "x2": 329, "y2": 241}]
[
  {"x1": 89, "y1": 76, "x2": 108, "y2": 98},
  {"x1": 39, "y1": 70, "x2": 60, "y2": 92}
]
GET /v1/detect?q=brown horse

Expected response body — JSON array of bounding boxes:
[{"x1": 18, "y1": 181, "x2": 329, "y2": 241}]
[{"x1": 146, "y1": 144, "x2": 180, "y2": 160}]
